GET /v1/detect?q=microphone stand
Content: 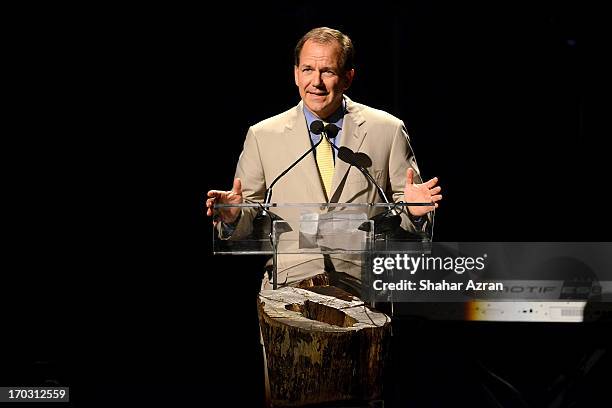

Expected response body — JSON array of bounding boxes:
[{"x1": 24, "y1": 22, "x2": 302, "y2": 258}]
[
  {"x1": 333, "y1": 144, "x2": 391, "y2": 206},
  {"x1": 259, "y1": 120, "x2": 327, "y2": 289},
  {"x1": 262, "y1": 137, "x2": 324, "y2": 215}
]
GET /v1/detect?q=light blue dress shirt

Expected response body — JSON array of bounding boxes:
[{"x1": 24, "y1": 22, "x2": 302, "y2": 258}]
[{"x1": 303, "y1": 98, "x2": 346, "y2": 161}]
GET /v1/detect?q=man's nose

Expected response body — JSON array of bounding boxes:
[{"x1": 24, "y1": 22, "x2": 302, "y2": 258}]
[{"x1": 311, "y1": 71, "x2": 322, "y2": 87}]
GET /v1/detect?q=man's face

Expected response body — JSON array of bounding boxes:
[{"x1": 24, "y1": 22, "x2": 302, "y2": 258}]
[{"x1": 294, "y1": 40, "x2": 354, "y2": 119}]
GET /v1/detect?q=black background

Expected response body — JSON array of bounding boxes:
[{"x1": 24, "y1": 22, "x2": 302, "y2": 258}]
[{"x1": 4, "y1": 2, "x2": 611, "y2": 407}]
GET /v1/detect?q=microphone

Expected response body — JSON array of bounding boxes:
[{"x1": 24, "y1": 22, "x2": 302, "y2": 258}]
[
  {"x1": 263, "y1": 120, "x2": 327, "y2": 207},
  {"x1": 335, "y1": 146, "x2": 390, "y2": 205},
  {"x1": 310, "y1": 122, "x2": 389, "y2": 207},
  {"x1": 254, "y1": 120, "x2": 330, "y2": 247},
  {"x1": 320, "y1": 125, "x2": 397, "y2": 231},
  {"x1": 335, "y1": 145, "x2": 408, "y2": 237},
  {"x1": 310, "y1": 120, "x2": 325, "y2": 136},
  {"x1": 323, "y1": 123, "x2": 340, "y2": 140}
]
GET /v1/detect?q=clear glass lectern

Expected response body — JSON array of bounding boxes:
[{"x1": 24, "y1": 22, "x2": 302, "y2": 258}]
[{"x1": 212, "y1": 202, "x2": 432, "y2": 290}]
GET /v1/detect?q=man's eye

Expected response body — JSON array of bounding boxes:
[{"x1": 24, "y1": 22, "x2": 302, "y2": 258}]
[
  {"x1": 302, "y1": 68, "x2": 312, "y2": 72},
  {"x1": 322, "y1": 71, "x2": 335, "y2": 77}
]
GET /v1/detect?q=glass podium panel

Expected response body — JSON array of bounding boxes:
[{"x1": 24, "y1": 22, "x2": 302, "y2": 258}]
[
  {"x1": 212, "y1": 202, "x2": 433, "y2": 290},
  {"x1": 212, "y1": 202, "x2": 432, "y2": 255}
]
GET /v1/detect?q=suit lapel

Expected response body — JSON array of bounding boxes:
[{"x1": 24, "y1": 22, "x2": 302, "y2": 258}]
[
  {"x1": 284, "y1": 101, "x2": 327, "y2": 203},
  {"x1": 329, "y1": 97, "x2": 367, "y2": 202}
]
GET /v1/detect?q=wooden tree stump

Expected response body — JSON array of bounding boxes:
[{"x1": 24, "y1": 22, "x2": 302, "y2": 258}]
[{"x1": 258, "y1": 286, "x2": 391, "y2": 407}]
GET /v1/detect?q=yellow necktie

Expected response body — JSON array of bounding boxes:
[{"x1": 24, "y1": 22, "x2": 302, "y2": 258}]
[{"x1": 316, "y1": 129, "x2": 334, "y2": 198}]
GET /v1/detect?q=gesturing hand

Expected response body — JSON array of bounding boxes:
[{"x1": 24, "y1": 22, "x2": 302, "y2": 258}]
[
  {"x1": 206, "y1": 178, "x2": 243, "y2": 226},
  {"x1": 403, "y1": 168, "x2": 442, "y2": 217}
]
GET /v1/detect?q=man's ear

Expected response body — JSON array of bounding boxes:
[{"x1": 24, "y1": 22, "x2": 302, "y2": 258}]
[
  {"x1": 294, "y1": 65, "x2": 299, "y2": 87},
  {"x1": 343, "y1": 69, "x2": 355, "y2": 91}
]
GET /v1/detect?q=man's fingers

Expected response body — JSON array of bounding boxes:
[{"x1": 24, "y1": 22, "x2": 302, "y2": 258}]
[
  {"x1": 207, "y1": 190, "x2": 225, "y2": 198},
  {"x1": 406, "y1": 168, "x2": 414, "y2": 185},
  {"x1": 430, "y1": 186, "x2": 442, "y2": 195},
  {"x1": 232, "y1": 178, "x2": 242, "y2": 195},
  {"x1": 206, "y1": 198, "x2": 215, "y2": 216},
  {"x1": 424, "y1": 177, "x2": 439, "y2": 189},
  {"x1": 430, "y1": 194, "x2": 442, "y2": 202}
]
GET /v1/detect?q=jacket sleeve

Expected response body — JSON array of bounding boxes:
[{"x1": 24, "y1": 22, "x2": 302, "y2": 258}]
[
  {"x1": 388, "y1": 120, "x2": 434, "y2": 236},
  {"x1": 216, "y1": 127, "x2": 266, "y2": 240}
]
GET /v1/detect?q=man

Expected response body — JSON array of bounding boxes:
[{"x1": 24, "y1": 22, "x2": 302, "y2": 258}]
[{"x1": 207, "y1": 27, "x2": 442, "y2": 295}]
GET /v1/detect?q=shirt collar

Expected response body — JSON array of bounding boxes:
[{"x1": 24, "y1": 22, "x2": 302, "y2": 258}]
[{"x1": 303, "y1": 97, "x2": 346, "y2": 130}]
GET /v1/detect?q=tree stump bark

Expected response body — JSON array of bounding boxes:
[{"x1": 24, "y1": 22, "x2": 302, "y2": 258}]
[{"x1": 258, "y1": 286, "x2": 391, "y2": 407}]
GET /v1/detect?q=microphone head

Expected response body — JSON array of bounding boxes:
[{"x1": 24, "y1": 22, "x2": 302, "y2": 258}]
[
  {"x1": 338, "y1": 146, "x2": 357, "y2": 165},
  {"x1": 310, "y1": 120, "x2": 324, "y2": 135},
  {"x1": 324, "y1": 123, "x2": 340, "y2": 139},
  {"x1": 353, "y1": 152, "x2": 372, "y2": 168},
  {"x1": 338, "y1": 146, "x2": 372, "y2": 169}
]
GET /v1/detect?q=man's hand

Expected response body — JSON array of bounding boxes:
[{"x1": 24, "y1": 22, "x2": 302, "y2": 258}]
[
  {"x1": 404, "y1": 168, "x2": 442, "y2": 217},
  {"x1": 206, "y1": 178, "x2": 243, "y2": 226}
]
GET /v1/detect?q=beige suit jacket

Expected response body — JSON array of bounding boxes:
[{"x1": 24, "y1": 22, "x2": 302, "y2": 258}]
[{"x1": 228, "y1": 96, "x2": 428, "y2": 293}]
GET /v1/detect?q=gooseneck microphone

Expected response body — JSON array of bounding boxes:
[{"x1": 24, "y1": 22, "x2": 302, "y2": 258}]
[
  {"x1": 257, "y1": 120, "x2": 334, "y2": 290},
  {"x1": 337, "y1": 146, "x2": 390, "y2": 204},
  {"x1": 322, "y1": 122, "x2": 340, "y2": 140},
  {"x1": 322, "y1": 126, "x2": 390, "y2": 205},
  {"x1": 262, "y1": 120, "x2": 330, "y2": 210},
  {"x1": 331, "y1": 138, "x2": 403, "y2": 237},
  {"x1": 310, "y1": 119, "x2": 325, "y2": 136},
  {"x1": 256, "y1": 120, "x2": 330, "y2": 250}
]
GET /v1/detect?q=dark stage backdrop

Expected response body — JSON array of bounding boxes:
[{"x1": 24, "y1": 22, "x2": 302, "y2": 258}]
[{"x1": 4, "y1": 3, "x2": 610, "y2": 406}]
